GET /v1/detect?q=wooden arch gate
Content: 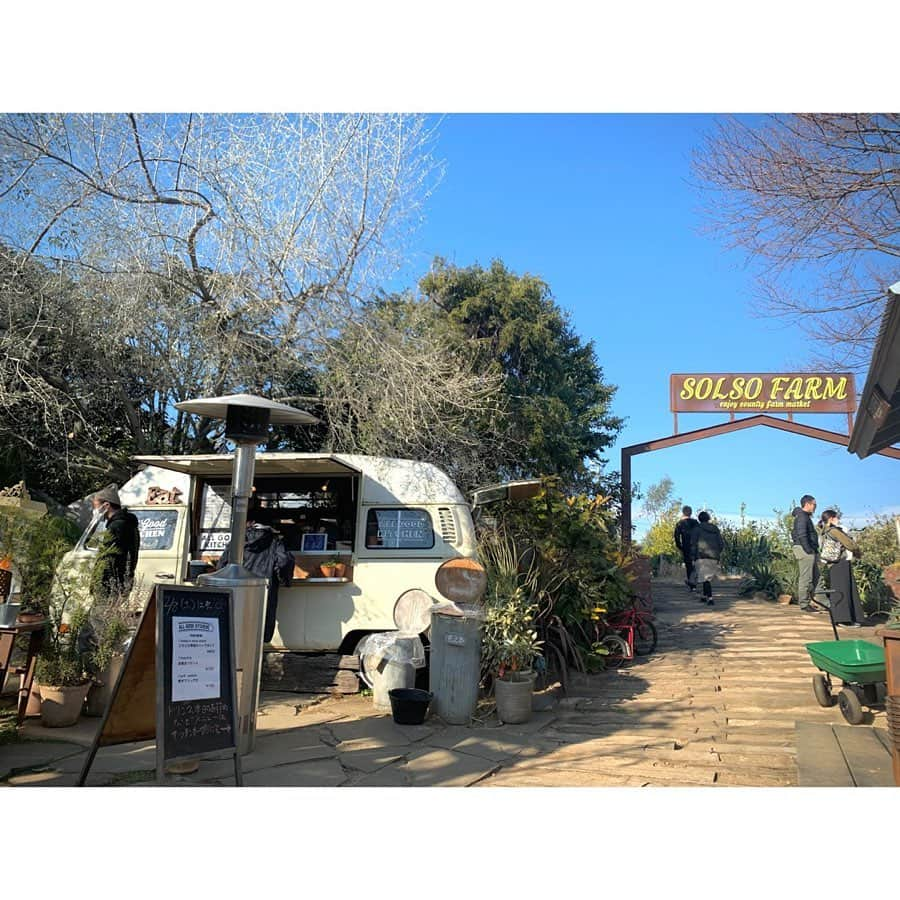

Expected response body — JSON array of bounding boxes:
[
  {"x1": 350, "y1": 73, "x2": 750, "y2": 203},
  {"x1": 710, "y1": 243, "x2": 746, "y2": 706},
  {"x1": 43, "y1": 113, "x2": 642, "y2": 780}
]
[{"x1": 620, "y1": 414, "x2": 900, "y2": 545}]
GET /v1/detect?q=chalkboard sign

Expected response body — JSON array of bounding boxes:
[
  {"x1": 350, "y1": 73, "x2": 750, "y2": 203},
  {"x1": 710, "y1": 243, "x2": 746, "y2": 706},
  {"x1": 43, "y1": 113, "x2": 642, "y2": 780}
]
[{"x1": 157, "y1": 585, "x2": 239, "y2": 768}]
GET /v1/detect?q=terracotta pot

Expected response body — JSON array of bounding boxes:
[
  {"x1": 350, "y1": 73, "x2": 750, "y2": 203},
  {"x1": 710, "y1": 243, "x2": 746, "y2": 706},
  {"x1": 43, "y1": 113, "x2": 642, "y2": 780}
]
[
  {"x1": 332, "y1": 562, "x2": 347, "y2": 578},
  {"x1": 84, "y1": 655, "x2": 125, "y2": 717},
  {"x1": 40, "y1": 682, "x2": 90, "y2": 728},
  {"x1": 777, "y1": 594, "x2": 793, "y2": 606},
  {"x1": 319, "y1": 564, "x2": 337, "y2": 578}
]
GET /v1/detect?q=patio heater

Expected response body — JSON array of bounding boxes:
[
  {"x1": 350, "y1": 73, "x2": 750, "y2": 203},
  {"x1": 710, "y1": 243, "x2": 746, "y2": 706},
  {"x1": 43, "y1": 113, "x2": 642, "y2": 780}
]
[{"x1": 174, "y1": 393, "x2": 318, "y2": 755}]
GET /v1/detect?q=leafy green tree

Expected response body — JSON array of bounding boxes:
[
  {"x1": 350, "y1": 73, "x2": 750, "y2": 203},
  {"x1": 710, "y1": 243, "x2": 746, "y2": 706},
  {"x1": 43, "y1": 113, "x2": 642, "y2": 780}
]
[
  {"x1": 419, "y1": 259, "x2": 623, "y2": 491},
  {"x1": 641, "y1": 513, "x2": 680, "y2": 561}
]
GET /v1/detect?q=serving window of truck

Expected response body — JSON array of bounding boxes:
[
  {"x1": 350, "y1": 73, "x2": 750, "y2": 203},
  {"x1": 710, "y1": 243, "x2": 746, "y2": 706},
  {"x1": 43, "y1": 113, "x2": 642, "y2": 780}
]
[{"x1": 196, "y1": 475, "x2": 358, "y2": 559}]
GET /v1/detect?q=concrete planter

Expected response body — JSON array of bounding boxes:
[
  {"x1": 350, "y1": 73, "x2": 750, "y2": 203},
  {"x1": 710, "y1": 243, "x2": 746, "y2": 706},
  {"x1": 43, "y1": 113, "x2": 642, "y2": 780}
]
[
  {"x1": 495, "y1": 670, "x2": 535, "y2": 724},
  {"x1": 40, "y1": 682, "x2": 90, "y2": 727}
]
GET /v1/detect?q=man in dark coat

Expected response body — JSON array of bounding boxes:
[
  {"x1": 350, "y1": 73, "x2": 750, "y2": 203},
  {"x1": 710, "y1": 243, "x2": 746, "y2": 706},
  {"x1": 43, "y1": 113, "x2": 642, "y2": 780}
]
[
  {"x1": 219, "y1": 512, "x2": 294, "y2": 644},
  {"x1": 91, "y1": 485, "x2": 141, "y2": 600},
  {"x1": 674, "y1": 505, "x2": 699, "y2": 591},
  {"x1": 791, "y1": 494, "x2": 819, "y2": 612}
]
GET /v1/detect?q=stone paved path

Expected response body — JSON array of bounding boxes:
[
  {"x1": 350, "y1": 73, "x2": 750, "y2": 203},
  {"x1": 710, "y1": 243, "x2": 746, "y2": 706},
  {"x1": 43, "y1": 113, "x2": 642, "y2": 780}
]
[
  {"x1": 2, "y1": 576, "x2": 892, "y2": 787},
  {"x1": 480, "y1": 577, "x2": 890, "y2": 786}
]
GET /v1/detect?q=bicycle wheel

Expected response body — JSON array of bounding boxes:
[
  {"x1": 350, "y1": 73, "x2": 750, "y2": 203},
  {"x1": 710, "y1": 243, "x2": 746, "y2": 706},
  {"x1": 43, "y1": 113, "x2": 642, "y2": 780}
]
[
  {"x1": 599, "y1": 634, "x2": 629, "y2": 669},
  {"x1": 633, "y1": 620, "x2": 658, "y2": 656}
]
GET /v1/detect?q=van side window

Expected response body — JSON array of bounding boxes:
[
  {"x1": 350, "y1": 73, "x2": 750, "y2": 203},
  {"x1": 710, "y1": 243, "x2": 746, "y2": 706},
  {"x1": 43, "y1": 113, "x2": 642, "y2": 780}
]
[
  {"x1": 134, "y1": 509, "x2": 179, "y2": 550},
  {"x1": 365, "y1": 509, "x2": 434, "y2": 549}
]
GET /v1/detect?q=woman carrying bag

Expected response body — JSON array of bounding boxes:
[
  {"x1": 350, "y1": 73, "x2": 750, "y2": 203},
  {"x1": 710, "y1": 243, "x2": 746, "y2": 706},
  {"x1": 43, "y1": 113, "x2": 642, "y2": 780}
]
[{"x1": 813, "y1": 509, "x2": 863, "y2": 626}]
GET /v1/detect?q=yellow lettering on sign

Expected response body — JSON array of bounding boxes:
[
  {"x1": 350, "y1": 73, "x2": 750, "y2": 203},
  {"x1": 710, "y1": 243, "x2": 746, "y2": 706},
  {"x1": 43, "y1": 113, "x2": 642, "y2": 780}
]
[
  {"x1": 804, "y1": 377, "x2": 822, "y2": 400},
  {"x1": 712, "y1": 377, "x2": 729, "y2": 400},
  {"x1": 729, "y1": 377, "x2": 746, "y2": 400},
  {"x1": 770, "y1": 376, "x2": 789, "y2": 400},
  {"x1": 822, "y1": 376, "x2": 847, "y2": 401},
  {"x1": 784, "y1": 377, "x2": 804, "y2": 401},
  {"x1": 745, "y1": 377, "x2": 762, "y2": 400},
  {"x1": 680, "y1": 377, "x2": 696, "y2": 400},
  {"x1": 695, "y1": 377, "x2": 713, "y2": 400}
]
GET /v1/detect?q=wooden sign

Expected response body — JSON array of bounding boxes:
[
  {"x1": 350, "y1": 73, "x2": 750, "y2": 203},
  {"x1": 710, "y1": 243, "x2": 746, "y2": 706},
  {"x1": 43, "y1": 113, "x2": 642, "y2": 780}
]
[
  {"x1": 156, "y1": 585, "x2": 241, "y2": 781},
  {"x1": 670, "y1": 373, "x2": 856, "y2": 414},
  {"x1": 77, "y1": 584, "x2": 242, "y2": 786}
]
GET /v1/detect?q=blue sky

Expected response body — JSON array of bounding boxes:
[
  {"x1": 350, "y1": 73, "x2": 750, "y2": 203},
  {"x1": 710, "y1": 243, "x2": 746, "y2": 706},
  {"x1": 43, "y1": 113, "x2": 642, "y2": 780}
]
[{"x1": 395, "y1": 114, "x2": 899, "y2": 536}]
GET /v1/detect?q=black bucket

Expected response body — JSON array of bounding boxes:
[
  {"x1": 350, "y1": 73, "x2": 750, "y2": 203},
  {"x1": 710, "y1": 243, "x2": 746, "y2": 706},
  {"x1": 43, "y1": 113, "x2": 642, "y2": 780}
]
[{"x1": 388, "y1": 688, "x2": 433, "y2": 725}]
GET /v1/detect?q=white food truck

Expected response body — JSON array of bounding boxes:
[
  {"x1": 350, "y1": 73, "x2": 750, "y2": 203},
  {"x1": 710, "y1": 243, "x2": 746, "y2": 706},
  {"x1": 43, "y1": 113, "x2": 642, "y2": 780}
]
[{"x1": 57, "y1": 453, "x2": 483, "y2": 655}]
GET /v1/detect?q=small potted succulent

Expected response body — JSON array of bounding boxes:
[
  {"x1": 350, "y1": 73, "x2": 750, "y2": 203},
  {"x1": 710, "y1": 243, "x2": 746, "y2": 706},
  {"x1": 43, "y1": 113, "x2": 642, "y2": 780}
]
[{"x1": 319, "y1": 558, "x2": 343, "y2": 578}]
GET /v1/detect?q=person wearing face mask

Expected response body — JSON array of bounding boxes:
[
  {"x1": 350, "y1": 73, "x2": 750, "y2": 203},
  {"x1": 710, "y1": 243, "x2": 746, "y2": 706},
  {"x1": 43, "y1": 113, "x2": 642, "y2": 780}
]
[{"x1": 89, "y1": 485, "x2": 141, "y2": 601}]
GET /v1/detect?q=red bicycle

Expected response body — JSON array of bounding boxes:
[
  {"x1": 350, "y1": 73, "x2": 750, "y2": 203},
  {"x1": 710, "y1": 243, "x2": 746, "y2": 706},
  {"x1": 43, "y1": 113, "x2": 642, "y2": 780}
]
[{"x1": 590, "y1": 594, "x2": 658, "y2": 668}]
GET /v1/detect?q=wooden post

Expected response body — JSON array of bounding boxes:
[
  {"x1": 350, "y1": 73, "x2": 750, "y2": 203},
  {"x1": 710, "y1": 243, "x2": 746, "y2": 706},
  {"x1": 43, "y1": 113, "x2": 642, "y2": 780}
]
[
  {"x1": 620, "y1": 448, "x2": 632, "y2": 548},
  {"x1": 877, "y1": 627, "x2": 900, "y2": 786}
]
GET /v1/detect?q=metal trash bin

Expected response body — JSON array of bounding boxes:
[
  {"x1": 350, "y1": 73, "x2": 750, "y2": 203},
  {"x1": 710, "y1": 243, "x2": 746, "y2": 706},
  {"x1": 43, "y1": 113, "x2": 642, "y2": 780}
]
[
  {"x1": 429, "y1": 605, "x2": 484, "y2": 725},
  {"x1": 357, "y1": 632, "x2": 426, "y2": 711}
]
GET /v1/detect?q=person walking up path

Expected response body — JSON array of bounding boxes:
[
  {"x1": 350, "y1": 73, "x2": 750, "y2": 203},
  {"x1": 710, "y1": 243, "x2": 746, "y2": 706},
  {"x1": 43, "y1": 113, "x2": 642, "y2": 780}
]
[
  {"x1": 690, "y1": 511, "x2": 724, "y2": 606},
  {"x1": 791, "y1": 495, "x2": 819, "y2": 612},
  {"x1": 674, "y1": 506, "x2": 699, "y2": 591}
]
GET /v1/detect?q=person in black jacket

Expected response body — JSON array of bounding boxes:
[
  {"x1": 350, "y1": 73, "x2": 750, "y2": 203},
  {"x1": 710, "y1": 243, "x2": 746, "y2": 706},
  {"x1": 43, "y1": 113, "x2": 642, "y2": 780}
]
[
  {"x1": 791, "y1": 494, "x2": 819, "y2": 612},
  {"x1": 674, "y1": 506, "x2": 699, "y2": 591},
  {"x1": 218, "y1": 501, "x2": 295, "y2": 644},
  {"x1": 690, "y1": 511, "x2": 724, "y2": 605},
  {"x1": 90, "y1": 485, "x2": 141, "y2": 600}
]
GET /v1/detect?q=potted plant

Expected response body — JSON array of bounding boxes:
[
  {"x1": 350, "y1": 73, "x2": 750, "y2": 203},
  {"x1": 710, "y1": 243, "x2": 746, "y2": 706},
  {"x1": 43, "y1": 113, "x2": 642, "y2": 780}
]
[
  {"x1": 83, "y1": 587, "x2": 136, "y2": 717},
  {"x1": 482, "y1": 586, "x2": 543, "y2": 723},
  {"x1": 36, "y1": 593, "x2": 92, "y2": 728},
  {"x1": 0, "y1": 504, "x2": 80, "y2": 709},
  {"x1": 319, "y1": 558, "x2": 342, "y2": 578}
]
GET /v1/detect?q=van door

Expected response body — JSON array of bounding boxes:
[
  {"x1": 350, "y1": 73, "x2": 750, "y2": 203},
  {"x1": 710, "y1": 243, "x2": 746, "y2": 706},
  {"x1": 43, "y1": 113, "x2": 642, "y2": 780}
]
[
  {"x1": 130, "y1": 506, "x2": 190, "y2": 605},
  {"x1": 57, "y1": 505, "x2": 189, "y2": 610}
]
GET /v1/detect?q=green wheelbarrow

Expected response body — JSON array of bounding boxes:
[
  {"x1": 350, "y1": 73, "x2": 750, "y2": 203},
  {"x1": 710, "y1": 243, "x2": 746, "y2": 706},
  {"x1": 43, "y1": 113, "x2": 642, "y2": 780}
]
[
  {"x1": 805, "y1": 639, "x2": 886, "y2": 725},
  {"x1": 804, "y1": 586, "x2": 887, "y2": 725}
]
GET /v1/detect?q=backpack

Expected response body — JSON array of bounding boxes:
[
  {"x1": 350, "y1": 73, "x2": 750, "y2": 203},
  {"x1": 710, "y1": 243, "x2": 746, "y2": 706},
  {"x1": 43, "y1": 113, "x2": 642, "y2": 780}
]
[{"x1": 819, "y1": 528, "x2": 843, "y2": 563}]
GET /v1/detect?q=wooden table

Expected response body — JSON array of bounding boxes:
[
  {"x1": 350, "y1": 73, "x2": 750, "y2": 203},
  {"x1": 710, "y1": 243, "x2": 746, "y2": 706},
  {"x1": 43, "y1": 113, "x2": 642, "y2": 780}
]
[{"x1": 0, "y1": 619, "x2": 48, "y2": 726}]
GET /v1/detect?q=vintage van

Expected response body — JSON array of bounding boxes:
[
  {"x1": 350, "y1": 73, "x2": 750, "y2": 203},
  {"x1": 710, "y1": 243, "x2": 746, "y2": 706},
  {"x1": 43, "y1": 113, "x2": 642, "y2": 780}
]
[{"x1": 58, "y1": 454, "x2": 481, "y2": 656}]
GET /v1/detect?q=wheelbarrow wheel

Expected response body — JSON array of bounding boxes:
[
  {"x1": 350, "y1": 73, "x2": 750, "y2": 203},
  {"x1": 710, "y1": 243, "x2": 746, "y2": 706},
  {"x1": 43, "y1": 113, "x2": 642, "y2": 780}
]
[
  {"x1": 838, "y1": 688, "x2": 864, "y2": 725},
  {"x1": 812, "y1": 674, "x2": 833, "y2": 708}
]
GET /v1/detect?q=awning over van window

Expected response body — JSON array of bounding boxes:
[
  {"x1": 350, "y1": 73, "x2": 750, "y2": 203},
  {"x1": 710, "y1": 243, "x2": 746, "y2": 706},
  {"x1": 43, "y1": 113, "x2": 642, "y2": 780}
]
[{"x1": 132, "y1": 454, "x2": 361, "y2": 478}]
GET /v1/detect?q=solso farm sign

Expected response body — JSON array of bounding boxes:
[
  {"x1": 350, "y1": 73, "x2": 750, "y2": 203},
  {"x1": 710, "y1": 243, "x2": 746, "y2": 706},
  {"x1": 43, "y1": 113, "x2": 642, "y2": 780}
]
[{"x1": 670, "y1": 373, "x2": 856, "y2": 414}]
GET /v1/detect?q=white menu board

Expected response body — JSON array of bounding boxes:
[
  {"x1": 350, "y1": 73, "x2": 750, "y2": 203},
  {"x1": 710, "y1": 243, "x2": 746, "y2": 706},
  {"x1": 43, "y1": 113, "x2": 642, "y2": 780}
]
[
  {"x1": 171, "y1": 616, "x2": 221, "y2": 702},
  {"x1": 201, "y1": 484, "x2": 232, "y2": 529}
]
